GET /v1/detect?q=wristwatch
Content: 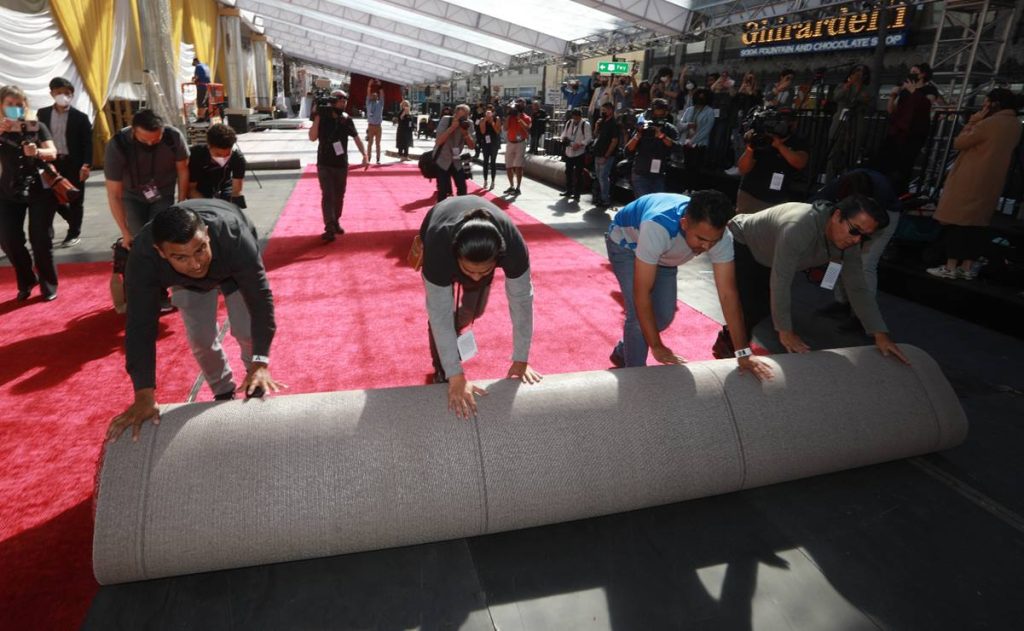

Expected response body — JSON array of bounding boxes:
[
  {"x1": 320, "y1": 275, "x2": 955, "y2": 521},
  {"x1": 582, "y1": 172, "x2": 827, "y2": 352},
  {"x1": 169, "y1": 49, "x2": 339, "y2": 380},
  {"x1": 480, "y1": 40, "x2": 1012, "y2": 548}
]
[{"x1": 734, "y1": 347, "x2": 753, "y2": 358}]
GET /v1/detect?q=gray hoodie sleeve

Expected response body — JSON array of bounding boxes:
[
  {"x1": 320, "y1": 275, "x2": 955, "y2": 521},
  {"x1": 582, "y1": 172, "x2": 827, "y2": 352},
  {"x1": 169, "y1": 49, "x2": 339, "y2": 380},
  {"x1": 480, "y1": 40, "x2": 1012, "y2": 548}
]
[
  {"x1": 424, "y1": 276, "x2": 463, "y2": 378},
  {"x1": 505, "y1": 268, "x2": 534, "y2": 363}
]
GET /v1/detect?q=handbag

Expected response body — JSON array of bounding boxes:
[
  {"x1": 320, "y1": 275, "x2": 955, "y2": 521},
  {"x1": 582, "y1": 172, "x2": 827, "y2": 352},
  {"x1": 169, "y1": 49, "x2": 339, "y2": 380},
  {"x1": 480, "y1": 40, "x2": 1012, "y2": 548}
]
[
  {"x1": 39, "y1": 163, "x2": 81, "y2": 205},
  {"x1": 417, "y1": 148, "x2": 439, "y2": 179}
]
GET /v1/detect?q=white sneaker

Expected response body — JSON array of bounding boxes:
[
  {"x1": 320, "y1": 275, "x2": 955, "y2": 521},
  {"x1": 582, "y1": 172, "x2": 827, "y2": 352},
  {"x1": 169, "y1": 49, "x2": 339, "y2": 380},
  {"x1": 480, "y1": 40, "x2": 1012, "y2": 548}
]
[
  {"x1": 926, "y1": 266, "x2": 957, "y2": 279},
  {"x1": 724, "y1": 166, "x2": 740, "y2": 176},
  {"x1": 956, "y1": 267, "x2": 977, "y2": 281}
]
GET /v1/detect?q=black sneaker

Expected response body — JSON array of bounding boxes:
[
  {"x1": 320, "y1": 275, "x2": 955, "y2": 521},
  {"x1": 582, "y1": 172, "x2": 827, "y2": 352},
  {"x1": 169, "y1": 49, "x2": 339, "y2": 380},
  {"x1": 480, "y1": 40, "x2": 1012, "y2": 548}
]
[
  {"x1": 503, "y1": 187, "x2": 516, "y2": 194},
  {"x1": 60, "y1": 235, "x2": 81, "y2": 248},
  {"x1": 513, "y1": 188, "x2": 521, "y2": 195},
  {"x1": 559, "y1": 191, "x2": 572, "y2": 197},
  {"x1": 214, "y1": 391, "x2": 236, "y2": 401},
  {"x1": 321, "y1": 230, "x2": 336, "y2": 242},
  {"x1": 333, "y1": 223, "x2": 345, "y2": 235},
  {"x1": 609, "y1": 349, "x2": 625, "y2": 368}
]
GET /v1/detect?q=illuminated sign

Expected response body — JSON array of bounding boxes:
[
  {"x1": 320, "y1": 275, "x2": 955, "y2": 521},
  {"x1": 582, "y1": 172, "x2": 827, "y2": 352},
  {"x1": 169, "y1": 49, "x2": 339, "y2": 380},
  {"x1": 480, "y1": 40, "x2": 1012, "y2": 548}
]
[
  {"x1": 740, "y1": 4, "x2": 910, "y2": 58},
  {"x1": 597, "y1": 61, "x2": 631, "y2": 75}
]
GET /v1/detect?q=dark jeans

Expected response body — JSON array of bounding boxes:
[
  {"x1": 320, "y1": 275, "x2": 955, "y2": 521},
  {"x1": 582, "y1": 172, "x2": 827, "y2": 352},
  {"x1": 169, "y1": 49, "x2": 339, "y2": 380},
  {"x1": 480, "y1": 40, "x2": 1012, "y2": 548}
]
[
  {"x1": 53, "y1": 156, "x2": 84, "y2": 237},
  {"x1": 529, "y1": 130, "x2": 544, "y2": 154},
  {"x1": 0, "y1": 195, "x2": 58, "y2": 294},
  {"x1": 436, "y1": 164, "x2": 467, "y2": 202},
  {"x1": 428, "y1": 281, "x2": 492, "y2": 379},
  {"x1": 878, "y1": 136, "x2": 926, "y2": 193},
  {"x1": 481, "y1": 146, "x2": 498, "y2": 182},
  {"x1": 732, "y1": 241, "x2": 772, "y2": 341},
  {"x1": 940, "y1": 225, "x2": 989, "y2": 261},
  {"x1": 316, "y1": 164, "x2": 349, "y2": 230},
  {"x1": 564, "y1": 155, "x2": 585, "y2": 194}
]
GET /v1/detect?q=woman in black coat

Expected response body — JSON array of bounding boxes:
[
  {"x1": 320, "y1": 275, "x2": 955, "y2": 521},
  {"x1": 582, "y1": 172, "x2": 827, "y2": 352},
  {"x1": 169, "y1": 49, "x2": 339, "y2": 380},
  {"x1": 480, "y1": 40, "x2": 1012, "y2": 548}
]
[{"x1": 396, "y1": 100, "x2": 416, "y2": 159}]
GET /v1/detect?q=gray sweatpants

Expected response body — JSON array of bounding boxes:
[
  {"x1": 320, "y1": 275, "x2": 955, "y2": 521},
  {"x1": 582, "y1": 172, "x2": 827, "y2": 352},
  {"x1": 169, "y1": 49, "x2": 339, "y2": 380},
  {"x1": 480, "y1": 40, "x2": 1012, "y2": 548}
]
[{"x1": 171, "y1": 287, "x2": 254, "y2": 397}]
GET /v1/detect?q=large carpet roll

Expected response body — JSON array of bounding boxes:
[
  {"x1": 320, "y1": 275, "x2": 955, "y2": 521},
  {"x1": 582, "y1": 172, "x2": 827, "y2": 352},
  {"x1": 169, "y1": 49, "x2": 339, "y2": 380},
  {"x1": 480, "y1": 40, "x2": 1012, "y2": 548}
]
[{"x1": 93, "y1": 345, "x2": 966, "y2": 584}]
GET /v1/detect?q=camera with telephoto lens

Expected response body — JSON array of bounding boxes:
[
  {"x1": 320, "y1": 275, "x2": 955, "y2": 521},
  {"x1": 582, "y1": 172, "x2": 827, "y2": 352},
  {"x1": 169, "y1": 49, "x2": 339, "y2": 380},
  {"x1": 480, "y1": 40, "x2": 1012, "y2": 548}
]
[
  {"x1": 742, "y1": 106, "x2": 791, "y2": 148},
  {"x1": 1, "y1": 120, "x2": 42, "y2": 200}
]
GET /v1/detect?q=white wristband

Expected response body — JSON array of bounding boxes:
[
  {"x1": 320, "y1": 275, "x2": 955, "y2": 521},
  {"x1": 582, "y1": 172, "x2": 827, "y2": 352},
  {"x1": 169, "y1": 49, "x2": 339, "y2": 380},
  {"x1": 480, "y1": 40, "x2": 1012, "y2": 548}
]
[
  {"x1": 734, "y1": 347, "x2": 753, "y2": 358},
  {"x1": 252, "y1": 355, "x2": 270, "y2": 365}
]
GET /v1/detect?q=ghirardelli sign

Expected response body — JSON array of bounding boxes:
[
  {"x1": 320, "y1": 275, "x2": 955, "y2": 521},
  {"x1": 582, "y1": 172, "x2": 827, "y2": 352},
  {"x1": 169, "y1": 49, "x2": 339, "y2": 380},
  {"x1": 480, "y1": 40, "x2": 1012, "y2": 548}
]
[{"x1": 741, "y1": 3, "x2": 909, "y2": 47}]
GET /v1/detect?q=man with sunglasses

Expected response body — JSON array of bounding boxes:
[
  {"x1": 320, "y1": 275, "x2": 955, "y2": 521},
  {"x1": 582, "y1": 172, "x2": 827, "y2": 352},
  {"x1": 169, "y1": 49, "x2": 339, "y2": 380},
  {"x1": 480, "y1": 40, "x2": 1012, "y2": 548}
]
[
  {"x1": 723, "y1": 195, "x2": 909, "y2": 363},
  {"x1": 308, "y1": 89, "x2": 369, "y2": 242}
]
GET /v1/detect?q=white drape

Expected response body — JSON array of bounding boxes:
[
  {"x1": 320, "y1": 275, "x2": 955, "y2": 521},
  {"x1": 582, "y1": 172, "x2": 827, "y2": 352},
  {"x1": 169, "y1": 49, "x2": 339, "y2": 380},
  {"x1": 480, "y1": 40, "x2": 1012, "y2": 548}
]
[
  {"x1": 106, "y1": 0, "x2": 142, "y2": 102},
  {"x1": 0, "y1": 5, "x2": 95, "y2": 121}
]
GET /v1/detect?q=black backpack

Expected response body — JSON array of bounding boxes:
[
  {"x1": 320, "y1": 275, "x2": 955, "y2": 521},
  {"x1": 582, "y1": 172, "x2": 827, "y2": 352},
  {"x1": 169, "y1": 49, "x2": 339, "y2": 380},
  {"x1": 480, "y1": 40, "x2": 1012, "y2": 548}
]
[{"x1": 417, "y1": 148, "x2": 439, "y2": 180}]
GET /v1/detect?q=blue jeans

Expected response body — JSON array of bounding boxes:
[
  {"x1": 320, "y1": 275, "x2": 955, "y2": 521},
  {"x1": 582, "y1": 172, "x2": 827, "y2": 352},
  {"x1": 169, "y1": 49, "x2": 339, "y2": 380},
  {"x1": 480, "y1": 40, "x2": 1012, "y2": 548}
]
[
  {"x1": 595, "y1": 156, "x2": 615, "y2": 204},
  {"x1": 631, "y1": 171, "x2": 665, "y2": 199},
  {"x1": 606, "y1": 237, "x2": 678, "y2": 367}
]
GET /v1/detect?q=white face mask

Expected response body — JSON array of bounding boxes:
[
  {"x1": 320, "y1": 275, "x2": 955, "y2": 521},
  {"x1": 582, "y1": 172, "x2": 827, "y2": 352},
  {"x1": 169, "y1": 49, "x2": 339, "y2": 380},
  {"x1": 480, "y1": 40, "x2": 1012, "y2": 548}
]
[
  {"x1": 212, "y1": 155, "x2": 230, "y2": 166},
  {"x1": 54, "y1": 94, "x2": 72, "y2": 107}
]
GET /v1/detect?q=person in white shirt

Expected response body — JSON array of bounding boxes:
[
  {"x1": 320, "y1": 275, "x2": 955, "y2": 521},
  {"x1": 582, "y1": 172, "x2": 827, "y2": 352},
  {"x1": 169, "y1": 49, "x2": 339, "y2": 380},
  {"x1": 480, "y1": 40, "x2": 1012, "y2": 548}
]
[{"x1": 559, "y1": 108, "x2": 592, "y2": 202}]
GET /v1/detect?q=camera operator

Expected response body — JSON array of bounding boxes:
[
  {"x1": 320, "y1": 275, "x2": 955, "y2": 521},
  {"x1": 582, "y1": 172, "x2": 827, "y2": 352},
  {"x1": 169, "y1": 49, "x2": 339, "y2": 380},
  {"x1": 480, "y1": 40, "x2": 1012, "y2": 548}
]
[
  {"x1": 308, "y1": 90, "x2": 369, "y2": 242},
  {"x1": 187, "y1": 123, "x2": 246, "y2": 205},
  {"x1": 736, "y1": 109, "x2": 809, "y2": 213},
  {"x1": 0, "y1": 85, "x2": 60, "y2": 302},
  {"x1": 38, "y1": 77, "x2": 92, "y2": 248},
  {"x1": 503, "y1": 99, "x2": 531, "y2": 196},
  {"x1": 104, "y1": 109, "x2": 190, "y2": 250},
  {"x1": 433, "y1": 103, "x2": 476, "y2": 202},
  {"x1": 625, "y1": 98, "x2": 678, "y2": 198},
  {"x1": 528, "y1": 101, "x2": 547, "y2": 155}
]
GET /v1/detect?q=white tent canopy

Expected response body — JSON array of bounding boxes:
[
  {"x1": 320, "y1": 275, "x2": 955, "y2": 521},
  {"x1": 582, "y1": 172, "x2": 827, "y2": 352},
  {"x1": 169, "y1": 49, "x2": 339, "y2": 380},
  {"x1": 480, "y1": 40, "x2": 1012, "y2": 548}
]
[{"x1": 234, "y1": 0, "x2": 699, "y2": 84}]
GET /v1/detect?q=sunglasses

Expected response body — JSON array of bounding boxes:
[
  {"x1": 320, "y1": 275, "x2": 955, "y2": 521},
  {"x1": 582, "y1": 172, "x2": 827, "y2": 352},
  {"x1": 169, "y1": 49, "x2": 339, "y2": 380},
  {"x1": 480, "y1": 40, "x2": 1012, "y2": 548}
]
[{"x1": 845, "y1": 218, "x2": 871, "y2": 241}]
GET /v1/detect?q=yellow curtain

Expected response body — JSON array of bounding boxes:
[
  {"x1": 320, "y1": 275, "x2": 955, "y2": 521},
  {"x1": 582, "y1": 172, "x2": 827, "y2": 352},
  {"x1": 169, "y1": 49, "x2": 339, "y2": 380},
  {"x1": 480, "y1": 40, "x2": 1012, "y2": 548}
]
[
  {"x1": 184, "y1": 0, "x2": 219, "y2": 76},
  {"x1": 266, "y1": 45, "x2": 274, "y2": 98},
  {"x1": 169, "y1": 0, "x2": 184, "y2": 78},
  {"x1": 48, "y1": 0, "x2": 116, "y2": 167}
]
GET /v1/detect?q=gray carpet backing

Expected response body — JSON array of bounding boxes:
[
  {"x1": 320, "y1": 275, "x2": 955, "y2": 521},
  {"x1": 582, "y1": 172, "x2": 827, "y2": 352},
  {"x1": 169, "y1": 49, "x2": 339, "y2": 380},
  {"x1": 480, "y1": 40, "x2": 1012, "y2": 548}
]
[{"x1": 93, "y1": 345, "x2": 967, "y2": 584}]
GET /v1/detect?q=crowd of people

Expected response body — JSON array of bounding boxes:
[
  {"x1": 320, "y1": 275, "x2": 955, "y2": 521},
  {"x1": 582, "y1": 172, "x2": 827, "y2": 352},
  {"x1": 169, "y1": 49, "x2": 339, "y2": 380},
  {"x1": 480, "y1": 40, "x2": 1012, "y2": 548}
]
[{"x1": 1, "y1": 64, "x2": 1020, "y2": 440}]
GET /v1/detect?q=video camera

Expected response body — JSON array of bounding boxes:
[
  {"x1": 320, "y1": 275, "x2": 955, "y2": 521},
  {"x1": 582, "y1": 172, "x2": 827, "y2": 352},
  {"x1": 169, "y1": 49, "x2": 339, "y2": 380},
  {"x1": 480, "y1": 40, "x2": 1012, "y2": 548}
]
[
  {"x1": 641, "y1": 118, "x2": 668, "y2": 138},
  {"x1": 742, "y1": 106, "x2": 791, "y2": 148}
]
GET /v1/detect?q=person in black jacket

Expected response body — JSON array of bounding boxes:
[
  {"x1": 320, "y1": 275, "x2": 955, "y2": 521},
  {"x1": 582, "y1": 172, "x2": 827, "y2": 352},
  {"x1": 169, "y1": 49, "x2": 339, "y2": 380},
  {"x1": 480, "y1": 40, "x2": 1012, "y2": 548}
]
[
  {"x1": 107, "y1": 200, "x2": 283, "y2": 442},
  {"x1": 0, "y1": 85, "x2": 60, "y2": 301},
  {"x1": 37, "y1": 77, "x2": 92, "y2": 247}
]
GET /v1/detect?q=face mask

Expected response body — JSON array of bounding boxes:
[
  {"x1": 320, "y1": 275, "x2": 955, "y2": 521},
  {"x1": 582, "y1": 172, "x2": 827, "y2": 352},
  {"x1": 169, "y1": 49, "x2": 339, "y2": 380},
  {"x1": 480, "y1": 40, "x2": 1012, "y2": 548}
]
[
  {"x1": 54, "y1": 95, "x2": 72, "y2": 107},
  {"x1": 4, "y1": 106, "x2": 24, "y2": 120},
  {"x1": 212, "y1": 155, "x2": 230, "y2": 166},
  {"x1": 685, "y1": 82, "x2": 695, "y2": 91}
]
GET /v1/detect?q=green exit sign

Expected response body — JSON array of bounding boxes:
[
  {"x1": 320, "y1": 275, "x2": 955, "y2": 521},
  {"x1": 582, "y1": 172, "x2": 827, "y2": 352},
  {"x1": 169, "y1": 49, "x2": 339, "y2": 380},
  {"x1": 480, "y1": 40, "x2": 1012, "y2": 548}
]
[{"x1": 597, "y1": 61, "x2": 631, "y2": 75}]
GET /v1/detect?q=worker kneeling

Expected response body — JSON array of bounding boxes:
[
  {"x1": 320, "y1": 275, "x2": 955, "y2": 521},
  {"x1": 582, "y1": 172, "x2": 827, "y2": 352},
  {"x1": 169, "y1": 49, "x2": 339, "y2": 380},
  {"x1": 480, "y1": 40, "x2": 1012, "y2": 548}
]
[{"x1": 107, "y1": 199, "x2": 283, "y2": 442}]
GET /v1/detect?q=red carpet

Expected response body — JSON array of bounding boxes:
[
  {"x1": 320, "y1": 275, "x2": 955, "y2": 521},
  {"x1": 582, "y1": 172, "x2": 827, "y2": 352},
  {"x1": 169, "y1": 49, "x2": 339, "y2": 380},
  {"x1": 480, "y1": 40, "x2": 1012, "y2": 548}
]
[
  {"x1": 0, "y1": 164, "x2": 721, "y2": 629},
  {"x1": 0, "y1": 264, "x2": 209, "y2": 629},
  {"x1": 261, "y1": 165, "x2": 721, "y2": 395}
]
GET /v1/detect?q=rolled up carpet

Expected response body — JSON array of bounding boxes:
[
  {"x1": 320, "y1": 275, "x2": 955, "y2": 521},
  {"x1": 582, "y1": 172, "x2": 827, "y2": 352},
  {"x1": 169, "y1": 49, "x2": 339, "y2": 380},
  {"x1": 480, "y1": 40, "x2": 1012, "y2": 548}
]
[{"x1": 93, "y1": 345, "x2": 966, "y2": 584}]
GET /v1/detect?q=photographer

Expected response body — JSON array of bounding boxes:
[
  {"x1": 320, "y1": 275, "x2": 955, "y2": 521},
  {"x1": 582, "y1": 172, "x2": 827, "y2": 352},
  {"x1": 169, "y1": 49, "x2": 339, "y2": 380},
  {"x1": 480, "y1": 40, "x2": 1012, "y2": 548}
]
[
  {"x1": 433, "y1": 103, "x2": 475, "y2": 202},
  {"x1": 879, "y1": 62, "x2": 940, "y2": 193},
  {"x1": 561, "y1": 79, "x2": 587, "y2": 110},
  {"x1": 478, "y1": 104, "x2": 501, "y2": 189},
  {"x1": 559, "y1": 108, "x2": 592, "y2": 202},
  {"x1": 188, "y1": 123, "x2": 246, "y2": 205},
  {"x1": 736, "y1": 108, "x2": 808, "y2": 213},
  {"x1": 0, "y1": 85, "x2": 59, "y2": 302},
  {"x1": 766, "y1": 69, "x2": 796, "y2": 108},
  {"x1": 612, "y1": 68, "x2": 637, "y2": 113},
  {"x1": 826, "y1": 64, "x2": 873, "y2": 180},
  {"x1": 308, "y1": 90, "x2": 368, "y2": 241},
  {"x1": 625, "y1": 98, "x2": 678, "y2": 198},
  {"x1": 502, "y1": 99, "x2": 531, "y2": 196}
]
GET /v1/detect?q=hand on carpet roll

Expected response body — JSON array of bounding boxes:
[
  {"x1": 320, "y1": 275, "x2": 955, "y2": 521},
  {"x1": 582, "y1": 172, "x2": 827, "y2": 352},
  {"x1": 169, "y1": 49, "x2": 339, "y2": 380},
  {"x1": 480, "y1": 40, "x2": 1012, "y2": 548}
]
[
  {"x1": 874, "y1": 333, "x2": 911, "y2": 365},
  {"x1": 651, "y1": 344, "x2": 687, "y2": 365},
  {"x1": 506, "y1": 361, "x2": 542, "y2": 384},
  {"x1": 107, "y1": 388, "x2": 160, "y2": 443},
  {"x1": 448, "y1": 374, "x2": 486, "y2": 420},
  {"x1": 738, "y1": 355, "x2": 774, "y2": 381},
  {"x1": 778, "y1": 330, "x2": 810, "y2": 354},
  {"x1": 239, "y1": 364, "x2": 287, "y2": 398}
]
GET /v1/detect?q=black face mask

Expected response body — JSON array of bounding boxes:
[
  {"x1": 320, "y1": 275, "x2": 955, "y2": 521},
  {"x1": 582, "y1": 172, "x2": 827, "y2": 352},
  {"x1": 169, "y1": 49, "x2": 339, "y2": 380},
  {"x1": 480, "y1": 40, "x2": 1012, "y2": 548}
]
[{"x1": 908, "y1": 73, "x2": 920, "y2": 82}]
